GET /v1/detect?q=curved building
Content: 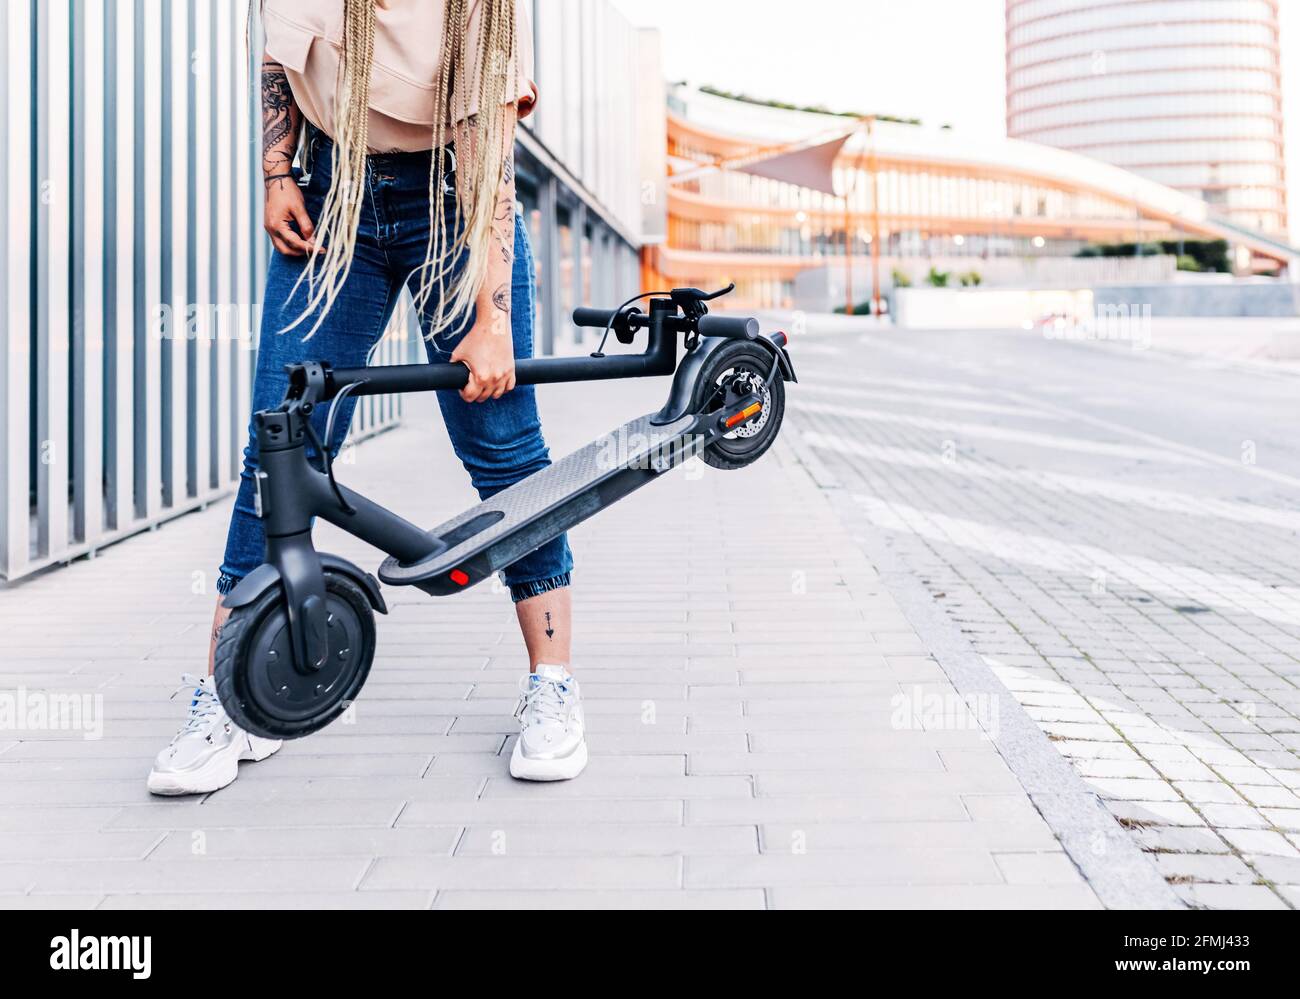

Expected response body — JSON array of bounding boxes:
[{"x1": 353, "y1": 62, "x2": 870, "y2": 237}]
[
  {"x1": 1006, "y1": 0, "x2": 1287, "y2": 235},
  {"x1": 653, "y1": 85, "x2": 1298, "y2": 312}
]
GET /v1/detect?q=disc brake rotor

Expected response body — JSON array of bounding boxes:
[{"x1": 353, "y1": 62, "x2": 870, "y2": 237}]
[{"x1": 720, "y1": 369, "x2": 772, "y2": 439}]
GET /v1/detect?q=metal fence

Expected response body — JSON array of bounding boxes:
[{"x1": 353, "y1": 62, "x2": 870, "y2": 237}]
[{"x1": 0, "y1": 0, "x2": 408, "y2": 582}]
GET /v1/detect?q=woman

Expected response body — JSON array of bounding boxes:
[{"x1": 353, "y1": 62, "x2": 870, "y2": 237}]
[{"x1": 148, "y1": 0, "x2": 586, "y2": 794}]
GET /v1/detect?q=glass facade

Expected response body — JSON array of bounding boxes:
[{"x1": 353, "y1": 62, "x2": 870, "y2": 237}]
[{"x1": 1006, "y1": 0, "x2": 1288, "y2": 235}]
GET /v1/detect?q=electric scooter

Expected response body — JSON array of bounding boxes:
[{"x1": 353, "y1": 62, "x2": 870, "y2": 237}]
[{"x1": 214, "y1": 283, "x2": 795, "y2": 740}]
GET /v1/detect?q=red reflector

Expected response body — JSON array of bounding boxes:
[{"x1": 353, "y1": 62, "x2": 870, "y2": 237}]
[
  {"x1": 449, "y1": 569, "x2": 469, "y2": 586},
  {"x1": 725, "y1": 402, "x2": 762, "y2": 428}
]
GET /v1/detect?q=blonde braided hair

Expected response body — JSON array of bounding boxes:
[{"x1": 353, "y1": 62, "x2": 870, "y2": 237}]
[{"x1": 286, "y1": 0, "x2": 519, "y2": 342}]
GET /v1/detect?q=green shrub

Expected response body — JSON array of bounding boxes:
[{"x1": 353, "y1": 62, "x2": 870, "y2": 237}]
[
  {"x1": 834, "y1": 300, "x2": 878, "y2": 315},
  {"x1": 1074, "y1": 238, "x2": 1230, "y2": 272}
]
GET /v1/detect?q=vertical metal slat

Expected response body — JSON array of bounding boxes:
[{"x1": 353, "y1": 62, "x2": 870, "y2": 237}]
[
  {"x1": 161, "y1": 0, "x2": 189, "y2": 508},
  {"x1": 212, "y1": 1, "x2": 233, "y2": 488},
  {"x1": 72, "y1": 0, "x2": 106, "y2": 548},
  {"x1": 0, "y1": 0, "x2": 33, "y2": 578},
  {"x1": 35, "y1": 0, "x2": 72, "y2": 559},
  {"x1": 231, "y1": 0, "x2": 253, "y2": 444},
  {"x1": 107, "y1": 0, "x2": 136, "y2": 528},
  {"x1": 137, "y1": 0, "x2": 163, "y2": 520},
  {"x1": 190, "y1": 0, "x2": 213, "y2": 496}
]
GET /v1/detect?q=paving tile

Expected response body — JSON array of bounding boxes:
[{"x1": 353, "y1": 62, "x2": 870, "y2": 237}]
[
  {"x1": 432, "y1": 889, "x2": 764, "y2": 910},
  {"x1": 768, "y1": 884, "x2": 1101, "y2": 909},
  {"x1": 145, "y1": 827, "x2": 461, "y2": 860},
  {"x1": 97, "y1": 891, "x2": 435, "y2": 910},
  {"x1": 1174, "y1": 884, "x2": 1289, "y2": 910},
  {"x1": 454, "y1": 824, "x2": 757, "y2": 857},
  {"x1": 683, "y1": 850, "x2": 1003, "y2": 888},
  {"x1": 362, "y1": 855, "x2": 681, "y2": 891},
  {"x1": 1154, "y1": 853, "x2": 1258, "y2": 885},
  {"x1": 759, "y1": 820, "x2": 1059, "y2": 852},
  {"x1": 3, "y1": 858, "x2": 372, "y2": 894},
  {"x1": 993, "y1": 851, "x2": 1083, "y2": 885},
  {"x1": 396, "y1": 798, "x2": 682, "y2": 827}
]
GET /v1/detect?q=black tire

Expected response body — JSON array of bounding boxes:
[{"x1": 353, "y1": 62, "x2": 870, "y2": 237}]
[
  {"x1": 691, "y1": 341, "x2": 786, "y2": 470},
  {"x1": 214, "y1": 571, "x2": 376, "y2": 740}
]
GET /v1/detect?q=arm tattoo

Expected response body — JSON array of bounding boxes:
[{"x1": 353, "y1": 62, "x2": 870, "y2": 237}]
[
  {"x1": 261, "y1": 60, "x2": 298, "y2": 175},
  {"x1": 491, "y1": 283, "x2": 510, "y2": 313}
]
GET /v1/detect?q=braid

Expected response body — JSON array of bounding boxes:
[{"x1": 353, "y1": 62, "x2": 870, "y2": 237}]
[
  {"x1": 283, "y1": 0, "x2": 377, "y2": 338},
  {"x1": 406, "y1": 0, "x2": 469, "y2": 332},
  {"x1": 282, "y1": 0, "x2": 520, "y2": 343},
  {"x1": 411, "y1": 0, "x2": 519, "y2": 343}
]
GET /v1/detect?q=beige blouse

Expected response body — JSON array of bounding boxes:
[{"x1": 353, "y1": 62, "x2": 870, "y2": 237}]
[{"x1": 262, "y1": 0, "x2": 538, "y2": 153}]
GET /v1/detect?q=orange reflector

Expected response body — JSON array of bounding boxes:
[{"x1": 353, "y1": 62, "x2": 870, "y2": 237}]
[
  {"x1": 725, "y1": 402, "x2": 762, "y2": 429},
  {"x1": 449, "y1": 569, "x2": 469, "y2": 586}
]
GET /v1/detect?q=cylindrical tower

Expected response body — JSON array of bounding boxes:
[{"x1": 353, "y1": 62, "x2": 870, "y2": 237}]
[{"x1": 1006, "y1": 0, "x2": 1287, "y2": 236}]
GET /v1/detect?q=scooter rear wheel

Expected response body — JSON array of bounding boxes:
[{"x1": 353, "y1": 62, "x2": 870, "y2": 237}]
[
  {"x1": 692, "y1": 340, "x2": 786, "y2": 470},
  {"x1": 214, "y1": 571, "x2": 376, "y2": 740}
]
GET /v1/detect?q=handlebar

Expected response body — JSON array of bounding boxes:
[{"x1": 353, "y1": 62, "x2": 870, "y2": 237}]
[
  {"x1": 571, "y1": 306, "x2": 628, "y2": 330},
  {"x1": 697, "y1": 315, "x2": 758, "y2": 340},
  {"x1": 318, "y1": 285, "x2": 787, "y2": 402},
  {"x1": 571, "y1": 305, "x2": 758, "y2": 340}
]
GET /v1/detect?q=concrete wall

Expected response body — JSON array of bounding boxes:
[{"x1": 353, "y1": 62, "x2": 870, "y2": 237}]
[
  {"x1": 1094, "y1": 282, "x2": 1300, "y2": 318},
  {"x1": 893, "y1": 280, "x2": 1300, "y2": 332},
  {"x1": 893, "y1": 288, "x2": 1096, "y2": 330},
  {"x1": 793, "y1": 255, "x2": 1178, "y2": 313}
]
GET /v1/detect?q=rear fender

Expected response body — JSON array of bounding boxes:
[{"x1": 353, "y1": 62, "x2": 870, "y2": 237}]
[{"x1": 652, "y1": 333, "x2": 795, "y2": 426}]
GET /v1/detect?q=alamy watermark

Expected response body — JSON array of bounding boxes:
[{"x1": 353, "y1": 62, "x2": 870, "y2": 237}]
[
  {"x1": 1041, "y1": 303, "x2": 1152, "y2": 351},
  {"x1": 891, "y1": 684, "x2": 1000, "y2": 740},
  {"x1": 0, "y1": 687, "x2": 104, "y2": 740},
  {"x1": 596, "y1": 426, "x2": 707, "y2": 477},
  {"x1": 50, "y1": 931, "x2": 150, "y2": 979},
  {"x1": 148, "y1": 302, "x2": 262, "y2": 346}
]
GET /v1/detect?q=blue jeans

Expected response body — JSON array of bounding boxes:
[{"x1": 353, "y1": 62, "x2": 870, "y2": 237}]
[{"x1": 219, "y1": 134, "x2": 572, "y2": 602}]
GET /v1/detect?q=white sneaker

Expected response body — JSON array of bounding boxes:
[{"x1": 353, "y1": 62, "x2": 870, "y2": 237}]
[
  {"x1": 509, "y1": 664, "x2": 588, "y2": 781},
  {"x1": 146, "y1": 674, "x2": 282, "y2": 796}
]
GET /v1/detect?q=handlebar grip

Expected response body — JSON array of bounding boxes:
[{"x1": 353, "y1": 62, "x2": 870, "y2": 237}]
[
  {"x1": 697, "y1": 314, "x2": 759, "y2": 340},
  {"x1": 572, "y1": 307, "x2": 620, "y2": 329}
]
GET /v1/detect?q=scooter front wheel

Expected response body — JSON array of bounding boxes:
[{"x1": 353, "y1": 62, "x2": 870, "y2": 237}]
[
  {"x1": 214, "y1": 571, "x2": 376, "y2": 740},
  {"x1": 692, "y1": 340, "x2": 786, "y2": 470}
]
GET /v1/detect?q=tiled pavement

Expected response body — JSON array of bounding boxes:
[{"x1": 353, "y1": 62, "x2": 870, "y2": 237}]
[
  {"x1": 0, "y1": 373, "x2": 1133, "y2": 909},
  {"x1": 782, "y1": 316, "x2": 1300, "y2": 910}
]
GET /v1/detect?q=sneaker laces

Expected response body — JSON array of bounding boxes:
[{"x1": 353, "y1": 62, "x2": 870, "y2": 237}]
[
  {"x1": 169, "y1": 673, "x2": 226, "y2": 739},
  {"x1": 516, "y1": 673, "x2": 572, "y2": 728}
]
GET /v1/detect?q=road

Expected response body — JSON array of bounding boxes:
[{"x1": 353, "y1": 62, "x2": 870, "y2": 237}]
[{"x1": 783, "y1": 316, "x2": 1300, "y2": 910}]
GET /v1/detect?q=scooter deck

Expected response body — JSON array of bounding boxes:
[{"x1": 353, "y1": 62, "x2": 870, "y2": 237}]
[{"x1": 378, "y1": 412, "x2": 698, "y2": 595}]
